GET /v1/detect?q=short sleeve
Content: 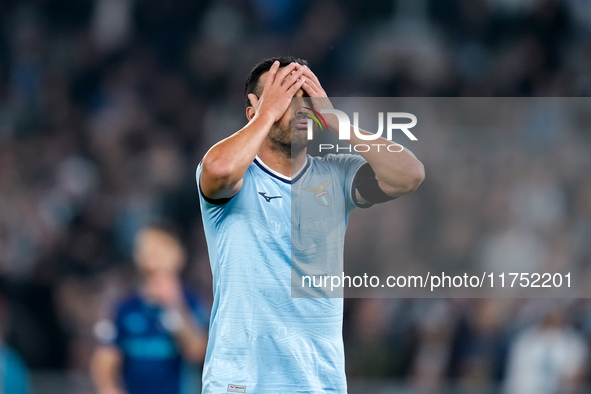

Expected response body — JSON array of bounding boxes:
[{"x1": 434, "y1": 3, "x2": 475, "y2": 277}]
[
  {"x1": 196, "y1": 161, "x2": 235, "y2": 206},
  {"x1": 93, "y1": 306, "x2": 122, "y2": 347},
  {"x1": 323, "y1": 154, "x2": 369, "y2": 212}
]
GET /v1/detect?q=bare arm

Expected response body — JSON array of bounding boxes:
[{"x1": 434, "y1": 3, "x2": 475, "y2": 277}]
[
  {"x1": 200, "y1": 61, "x2": 306, "y2": 200},
  {"x1": 350, "y1": 133, "x2": 424, "y2": 199},
  {"x1": 145, "y1": 274, "x2": 207, "y2": 363},
  {"x1": 90, "y1": 346, "x2": 127, "y2": 394},
  {"x1": 302, "y1": 67, "x2": 425, "y2": 198},
  {"x1": 162, "y1": 306, "x2": 208, "y2": 363}
]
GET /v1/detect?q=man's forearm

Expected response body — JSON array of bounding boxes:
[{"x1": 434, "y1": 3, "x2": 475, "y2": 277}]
[
  {"x1": 164, "y1": 308, "x2": 207, "y2": 362},
  {"x1": 355, "y1": 131, "x2": 424, "y2": 196},
  {"x1": 91, "y1": 347, "x2": 126, "y2": 394},
  {"x1": 201, "y1": 112, "x2": 274, "y2": 198},
  {"x1": 330, "y1": 123, "x2": 424, "y2": 197}
]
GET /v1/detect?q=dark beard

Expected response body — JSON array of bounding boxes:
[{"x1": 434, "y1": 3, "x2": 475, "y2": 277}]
[{"x1": 268, "y1": 123, "x2": 309, "y2": 158}]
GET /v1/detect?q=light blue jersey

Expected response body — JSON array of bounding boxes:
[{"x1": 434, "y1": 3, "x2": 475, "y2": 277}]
[{"x1": 197, "y1": 154, "x2": 367, "y2": 394}]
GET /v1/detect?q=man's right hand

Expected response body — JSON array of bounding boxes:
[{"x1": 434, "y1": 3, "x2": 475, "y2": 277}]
[
  {"x1": 247, "y1": 61, "x2": 306, "y2": 123},
  {"x1": 200, "y1": 60, "x2": 306, "y2": 201}
]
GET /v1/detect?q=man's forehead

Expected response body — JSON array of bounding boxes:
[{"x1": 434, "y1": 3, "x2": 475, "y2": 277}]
[
  {"x1": 257, "y1": 66, "x2": 306, "y2": 88},
  {"x1": 255, "y1": 66, "x2": 308, "y2": 98},
  {"x1": 257, "y1": 69, "x2": 274, "y2": 88}
]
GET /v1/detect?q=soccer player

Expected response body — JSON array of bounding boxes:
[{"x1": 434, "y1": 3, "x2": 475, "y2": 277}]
[
  {"x1": 90, "y1": 223, "x2": 208, "y2": 394},
  {"x1": 197, "y1": 56, "x2": 424, "y2": 393}
]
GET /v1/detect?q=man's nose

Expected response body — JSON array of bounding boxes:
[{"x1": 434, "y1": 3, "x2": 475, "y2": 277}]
[{"x1": 293, "y1": 88, "x2": 305, "y2": 98}]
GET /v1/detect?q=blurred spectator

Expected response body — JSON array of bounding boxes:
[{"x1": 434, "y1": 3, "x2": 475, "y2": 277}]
[
  {"x1": 503, "y1": 304, "x2": 587, "y2": 394},
  {"x1": 407, "y1": 300, "x2": 455, "y2": 393},
  {"x1": 451, "y1": 300, "x2": 510, "y2": 390},
  {"x1": 90, "y1": 223, "x2": 208, "y2": 394}
]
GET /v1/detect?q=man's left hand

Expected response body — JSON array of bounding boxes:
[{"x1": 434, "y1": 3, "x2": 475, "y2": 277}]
[{"x1": 301, "y1": 67, "x2": 338, "y2": 132}]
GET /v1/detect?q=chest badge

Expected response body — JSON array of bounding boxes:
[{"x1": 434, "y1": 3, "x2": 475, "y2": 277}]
[{"x1": 303, "y1": 179, "x2": 333, "y2": 207}]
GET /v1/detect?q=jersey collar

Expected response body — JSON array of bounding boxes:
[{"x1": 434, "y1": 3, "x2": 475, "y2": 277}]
[{"x1": 254, "y1": 155, "x2": 310, "y2": 184}]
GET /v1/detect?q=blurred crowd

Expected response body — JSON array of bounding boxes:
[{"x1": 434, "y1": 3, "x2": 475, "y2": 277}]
[{"x1": 1, "y1": 0, "x2": 591, "y2": 392}]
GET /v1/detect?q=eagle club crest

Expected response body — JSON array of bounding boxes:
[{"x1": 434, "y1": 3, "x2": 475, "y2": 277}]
[{"x1": 303, "y1": 179, "x2": 333, "y2": 207}]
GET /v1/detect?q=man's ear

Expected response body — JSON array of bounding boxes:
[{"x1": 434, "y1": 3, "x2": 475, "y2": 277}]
[
  {"x1": 246, "y1": 106, "x2": 256, "y2": 121},
  {"x1": 246, "y1": 93, "x2": 258, "y2": 121}
]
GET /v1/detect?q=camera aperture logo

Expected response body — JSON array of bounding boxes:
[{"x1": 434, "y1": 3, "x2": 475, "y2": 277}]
[
  {"x1": 303, "y1": 107, "x2": 328, "y2": 131},
  {"x1": 304, "y1": 108, "x2": 418, "y2": 153}
]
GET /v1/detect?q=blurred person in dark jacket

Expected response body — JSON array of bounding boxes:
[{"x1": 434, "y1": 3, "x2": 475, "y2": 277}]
[{"x1": 90, "y1": 223, "x2": 208, "y2": 394}]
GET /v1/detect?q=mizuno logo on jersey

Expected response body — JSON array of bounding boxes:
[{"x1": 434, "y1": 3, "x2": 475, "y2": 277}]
[
  {"x1": 303, "y1": 179, "x2": 333, "y2": 207},
  {"x1": 258, "y1": 192, "x2": 282, "y2": 203}
]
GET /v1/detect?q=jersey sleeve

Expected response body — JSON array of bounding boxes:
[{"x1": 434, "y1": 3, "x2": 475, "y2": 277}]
[
  {"x1": 93, "y1": 304, "x2": 123, "y2": 348},
  {"x1": 196, "y1": 161, "x2": 237, "y2": 206},
  {"x1": 196, "y1": 162, "x2": 244, "y2": 234},
  {"x1": 324, "y1": 154, "x2": 370, "y2": 212}
]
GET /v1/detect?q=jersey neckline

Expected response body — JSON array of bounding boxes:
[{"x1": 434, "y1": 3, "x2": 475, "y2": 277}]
[{"x1": 254, "y1": 155, "x2": 310, "y2": 184}]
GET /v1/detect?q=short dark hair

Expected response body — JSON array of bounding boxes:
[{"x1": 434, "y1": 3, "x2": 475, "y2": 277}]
[{"x1": 244, "y1": 56, "x2": 309, "y2": 108}]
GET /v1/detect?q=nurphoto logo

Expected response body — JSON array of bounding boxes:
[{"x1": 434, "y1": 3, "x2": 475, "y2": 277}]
[{"x1": 304, "y1": 108, "x2": 418, "y2": 153}]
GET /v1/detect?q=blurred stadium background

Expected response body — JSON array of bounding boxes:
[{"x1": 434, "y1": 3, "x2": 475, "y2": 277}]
[{"x1": 1, "y1": 0, "x2": 591, "y2": 393}]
